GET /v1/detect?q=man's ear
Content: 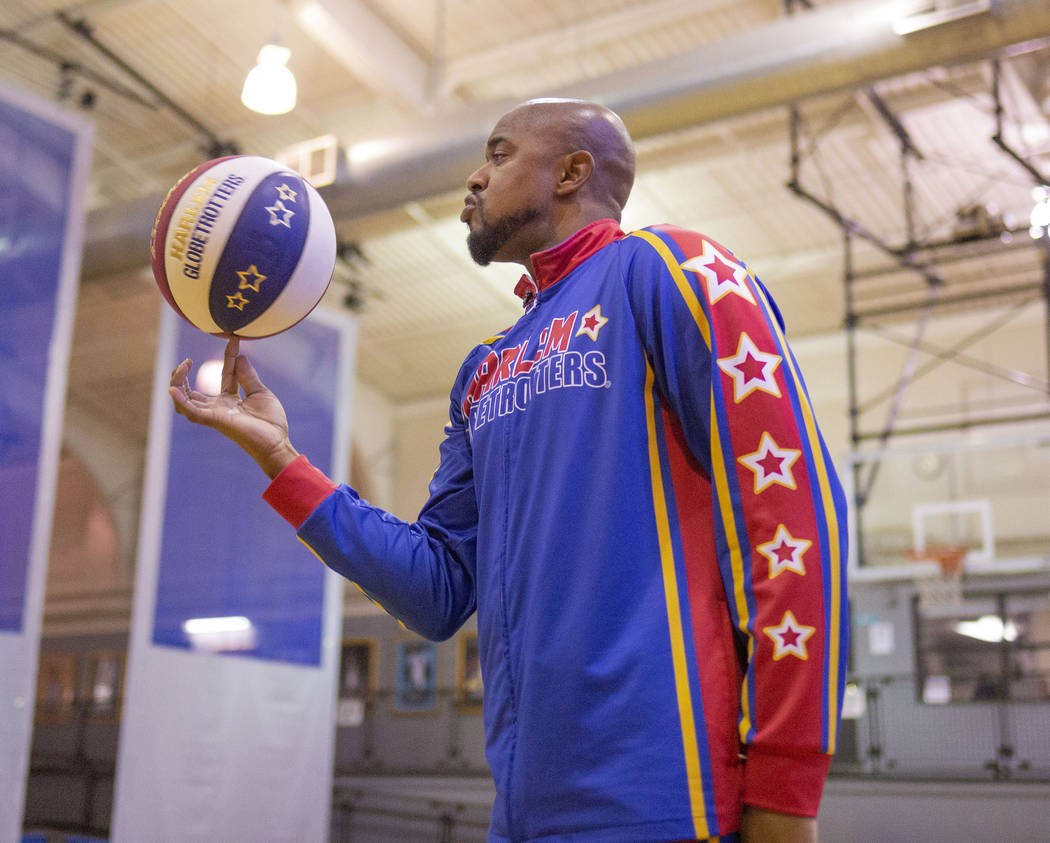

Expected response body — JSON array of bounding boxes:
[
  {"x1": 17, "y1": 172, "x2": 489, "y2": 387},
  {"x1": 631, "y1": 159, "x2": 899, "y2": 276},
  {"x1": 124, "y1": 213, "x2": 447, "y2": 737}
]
[{"x1": 554, "y1": 150, "x2": 594, "y2": 197}]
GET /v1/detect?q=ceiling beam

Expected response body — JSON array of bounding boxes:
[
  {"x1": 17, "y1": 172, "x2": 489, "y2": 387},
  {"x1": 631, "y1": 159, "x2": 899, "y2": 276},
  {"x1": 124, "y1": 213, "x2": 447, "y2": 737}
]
[
  {"x1": 291, "y1": 0, "x2": 431, "y2": 111},
  {"x1": 438, "y1": 0, "x2": 742, "y2": 98}
]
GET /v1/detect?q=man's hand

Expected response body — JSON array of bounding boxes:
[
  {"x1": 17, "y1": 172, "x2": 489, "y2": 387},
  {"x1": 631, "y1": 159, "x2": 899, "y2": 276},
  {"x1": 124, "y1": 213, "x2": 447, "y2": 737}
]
[
  {"x1": 169, "y1": 337, "x2": 300, "y2": 478},
  {"x1": 740, "y1": 805, "x2": 817, "y2": 843}
]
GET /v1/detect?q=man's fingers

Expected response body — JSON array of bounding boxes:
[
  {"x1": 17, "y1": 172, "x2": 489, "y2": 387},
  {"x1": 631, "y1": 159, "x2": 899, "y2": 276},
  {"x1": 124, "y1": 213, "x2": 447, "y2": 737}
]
[
  {"x1": 220, "y1": 337, "x2": 241, "y2": 395},
  {"x1": 169, "y1": 385, "x2": 194, "y2": 417},
  {"x1": 169, "y1": 385, "x2": 219, "y2": 426},
  {"x1": 170, "y1": 357, "x2": 192, "y2": 387}
]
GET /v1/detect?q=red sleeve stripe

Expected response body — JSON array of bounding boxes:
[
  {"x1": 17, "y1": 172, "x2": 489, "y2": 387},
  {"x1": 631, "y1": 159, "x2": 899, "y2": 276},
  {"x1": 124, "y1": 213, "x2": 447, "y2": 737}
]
[
  {"x1": 631, "y1": 227, "x2": 758, "y2": 741},
  {"x1": 751, "y1": 282, "x2": 846, "y2": 753}
]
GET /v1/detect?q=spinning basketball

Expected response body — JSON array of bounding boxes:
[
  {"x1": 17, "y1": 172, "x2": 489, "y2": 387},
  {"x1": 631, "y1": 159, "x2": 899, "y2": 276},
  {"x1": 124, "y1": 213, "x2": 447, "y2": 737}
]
[{"x1": 150, "y1": 155, "x2": 336, "y2": 338}]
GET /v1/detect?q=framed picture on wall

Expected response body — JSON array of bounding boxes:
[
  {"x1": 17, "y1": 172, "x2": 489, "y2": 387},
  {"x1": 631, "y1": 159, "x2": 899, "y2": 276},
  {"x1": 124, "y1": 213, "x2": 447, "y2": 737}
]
[
  {"x1": 35, "y1": 651, "x2": 77, "y2": 725},
  {"x1": 85, "y1": 649, "x2": 124, "y2": 721},
  {"x1": 394, "y1": 639, "x2": 438, "y2": 714},
  {"x1": 337, "y1": 638, "x2": 376, "y2": 727},
  {"x1": 455, "y1": 631, "x2": 484, "y2": 713}
]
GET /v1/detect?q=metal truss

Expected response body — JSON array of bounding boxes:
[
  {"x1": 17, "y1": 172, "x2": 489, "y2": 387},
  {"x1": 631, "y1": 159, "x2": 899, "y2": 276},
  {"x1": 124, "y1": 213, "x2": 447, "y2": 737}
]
[{"x1": 784, "y1": 55, "x2": 1050, "y2": 568}]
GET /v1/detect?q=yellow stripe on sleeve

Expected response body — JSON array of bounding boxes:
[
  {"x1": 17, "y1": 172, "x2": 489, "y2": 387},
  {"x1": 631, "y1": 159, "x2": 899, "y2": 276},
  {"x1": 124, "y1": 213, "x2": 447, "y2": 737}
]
[
  {"x1": 643, "y1": 362, "x2": 710, "y2": 840},
  {"x1": 630, "y1": 230, "x2": 712, "y2": 348}
]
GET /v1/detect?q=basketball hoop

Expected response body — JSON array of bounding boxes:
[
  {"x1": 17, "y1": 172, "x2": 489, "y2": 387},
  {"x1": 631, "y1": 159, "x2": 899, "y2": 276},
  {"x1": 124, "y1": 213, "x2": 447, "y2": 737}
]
[{"x1": 909, "y1": 544, "x2": 967, "y2": 613}]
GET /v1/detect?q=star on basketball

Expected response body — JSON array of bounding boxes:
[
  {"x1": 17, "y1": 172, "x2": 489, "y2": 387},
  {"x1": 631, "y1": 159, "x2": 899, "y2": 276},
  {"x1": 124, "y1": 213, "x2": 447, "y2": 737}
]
[
  {"x1": 738, "y1": 432, "x2": 801, "y2": 493},
  {"x1": 576, "y1": 305, "x2": 609, "y2": 341},
  {"x1": 680, "y1": 240, "x2": 755, "y2": 305},
  {"x1": 764, "y1": 610, "x2": 815, "y2": 661},
  {"x1": 226, "y1": 291, "x2": 250, "y2": 311},
  {"x1": 716, "y1": 332, "x2": 782, "y2": 402},
  {"x1": 265, "y1": 199, "x2": 295, "y2": 228},
  {"x1": 757, "y1": 524, "x2": 811, "y2": 579},
  {"x1": 236, "y1": 264, "x2": 267, "y2": 292},
  {"x1": 275, "y1": 183, "x2": 298, "y2": 203}
]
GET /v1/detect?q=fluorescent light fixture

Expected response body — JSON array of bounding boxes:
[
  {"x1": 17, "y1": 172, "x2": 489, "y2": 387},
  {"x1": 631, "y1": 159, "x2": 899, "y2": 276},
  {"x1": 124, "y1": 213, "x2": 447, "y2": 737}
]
[
  {"x1": 183, "y1": 616, "x2": 251, "y2": 634},
  {"x1": 182, "y1": 615, "x2": 257, "y2": 652},
  {"x1": 954, "y1": 615, "x2": 1018, "y2": 643},
  {"x1": 893, "y1": 0, "x2": 990, "y2": 36},
  {"x1": 241, "y1": 44, "x2": 297, "y2": 115}
]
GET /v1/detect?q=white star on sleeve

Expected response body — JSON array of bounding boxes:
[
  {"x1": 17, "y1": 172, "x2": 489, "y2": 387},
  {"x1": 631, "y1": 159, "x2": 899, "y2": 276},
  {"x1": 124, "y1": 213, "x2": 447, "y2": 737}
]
[
  {"x1": 738, "y1": 432, "x2": 801, "y2": 494},
  {"x1": 763, "y1": 610, "x2": 815, "y2": 661},
  {"x1": 716, "y1": 332, "x2": 782, "y2": 402},
  {"x1": 757, "y1": 524, "x2": 811, "y2": 579},
  {"x1": 680, "y1": 240, "x2": 756, "y2": 305}
]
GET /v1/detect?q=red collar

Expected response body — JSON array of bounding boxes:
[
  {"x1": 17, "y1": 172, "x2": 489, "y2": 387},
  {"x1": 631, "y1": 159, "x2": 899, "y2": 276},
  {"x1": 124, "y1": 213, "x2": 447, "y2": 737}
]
[{"x1": 514, "y1": 219, "x2": 626, "y2": 303}]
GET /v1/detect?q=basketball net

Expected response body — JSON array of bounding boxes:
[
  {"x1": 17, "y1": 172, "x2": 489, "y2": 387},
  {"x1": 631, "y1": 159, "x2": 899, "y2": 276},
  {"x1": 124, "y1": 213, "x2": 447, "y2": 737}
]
[{"x1": 909, "y1": 545, "x2": 967, "y2": 613}]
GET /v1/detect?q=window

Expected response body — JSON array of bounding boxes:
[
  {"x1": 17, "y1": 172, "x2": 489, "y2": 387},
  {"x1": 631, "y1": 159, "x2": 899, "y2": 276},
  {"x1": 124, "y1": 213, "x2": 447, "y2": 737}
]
[{"x1": 914, "y1": 589, "x2": 1050, "y2": 703}]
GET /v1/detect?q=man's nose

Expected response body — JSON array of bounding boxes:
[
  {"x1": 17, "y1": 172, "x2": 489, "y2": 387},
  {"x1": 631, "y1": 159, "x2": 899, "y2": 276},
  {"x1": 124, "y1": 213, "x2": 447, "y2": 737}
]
[{"x1": 466, "y1": 164, "x2": 487, "y2": 192}]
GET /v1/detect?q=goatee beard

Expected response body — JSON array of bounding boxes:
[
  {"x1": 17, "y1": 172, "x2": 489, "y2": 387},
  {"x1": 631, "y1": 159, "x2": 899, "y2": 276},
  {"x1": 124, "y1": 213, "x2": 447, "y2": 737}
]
[{"x1": 467, "y1": 206, "x2": 541, "y2": 266}]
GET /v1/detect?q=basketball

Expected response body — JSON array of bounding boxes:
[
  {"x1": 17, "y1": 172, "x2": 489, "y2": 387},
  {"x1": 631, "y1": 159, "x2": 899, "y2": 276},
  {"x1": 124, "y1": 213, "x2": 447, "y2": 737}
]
[{"x1": 150, "y1": 155, "x2": 337, "y2": 338}]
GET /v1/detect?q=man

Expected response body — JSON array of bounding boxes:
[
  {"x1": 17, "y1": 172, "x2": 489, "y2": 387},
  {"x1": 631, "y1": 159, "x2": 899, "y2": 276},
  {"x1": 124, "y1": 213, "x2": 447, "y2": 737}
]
[{"x1": 170, "y1": 99, "x2": 848, "y2": 842}]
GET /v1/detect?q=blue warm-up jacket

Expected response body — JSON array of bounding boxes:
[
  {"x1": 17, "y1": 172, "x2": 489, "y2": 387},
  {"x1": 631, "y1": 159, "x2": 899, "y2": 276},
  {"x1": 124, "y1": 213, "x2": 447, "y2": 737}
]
[{"x1": 264, "y1": 219, "x2": 849, "y2": 842}]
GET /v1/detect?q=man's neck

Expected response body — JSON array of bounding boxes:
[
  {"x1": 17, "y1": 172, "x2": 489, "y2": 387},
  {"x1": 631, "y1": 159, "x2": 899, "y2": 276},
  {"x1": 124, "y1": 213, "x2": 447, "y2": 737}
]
[{"x1": 522, "y1": 207, "x2": 617, "y2": 275}]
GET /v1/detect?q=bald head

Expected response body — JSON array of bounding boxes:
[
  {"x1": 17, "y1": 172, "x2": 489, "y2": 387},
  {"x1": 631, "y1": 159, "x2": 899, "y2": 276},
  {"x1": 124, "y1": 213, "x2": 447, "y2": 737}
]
[
  {"x1": 462, "y1": 99, "x2": 637, "y2": 269},
  {"x1": 496, "y1": 99, "x2": 636, "y2": 217}
]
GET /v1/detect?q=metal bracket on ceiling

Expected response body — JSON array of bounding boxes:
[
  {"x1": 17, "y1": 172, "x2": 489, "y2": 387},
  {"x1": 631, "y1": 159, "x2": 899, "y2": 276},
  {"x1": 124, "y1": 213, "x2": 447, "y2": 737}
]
[
  {"x1": 990, "y1": 59, "x2": 1050, "y2": 186},
  {"x1": 54, "y1": 11, "x2": 238, "y2": 159},
  {"x1": 0, "y1": 25, "x2": 155, "y2": 110}
]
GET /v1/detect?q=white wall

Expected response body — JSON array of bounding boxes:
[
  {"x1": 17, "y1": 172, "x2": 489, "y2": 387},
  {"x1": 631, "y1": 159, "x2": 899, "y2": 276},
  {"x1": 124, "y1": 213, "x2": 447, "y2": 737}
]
[{"x1": 350, "y1": 380, "x2": 397, "y2": 511}]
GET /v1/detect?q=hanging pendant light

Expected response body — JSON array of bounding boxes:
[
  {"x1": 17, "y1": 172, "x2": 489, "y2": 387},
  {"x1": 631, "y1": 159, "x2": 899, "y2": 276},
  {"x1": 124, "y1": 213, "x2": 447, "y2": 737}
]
[{"x1": 241, "y1": 43, "x2": 297, "y2": 115}]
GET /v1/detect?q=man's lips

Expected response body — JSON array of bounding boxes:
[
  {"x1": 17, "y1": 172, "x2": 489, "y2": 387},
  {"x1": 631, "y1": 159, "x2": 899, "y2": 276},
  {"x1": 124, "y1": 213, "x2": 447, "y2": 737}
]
[{"x1": 461, "y1": 196, "x2": 478, "y2": 223}]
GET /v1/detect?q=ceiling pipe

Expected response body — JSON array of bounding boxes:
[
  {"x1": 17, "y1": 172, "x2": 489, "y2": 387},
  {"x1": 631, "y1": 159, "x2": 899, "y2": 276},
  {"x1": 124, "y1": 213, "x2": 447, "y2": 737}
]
[{"x1": 82, "y1": 0, "x2": 1050, "y2": 281}]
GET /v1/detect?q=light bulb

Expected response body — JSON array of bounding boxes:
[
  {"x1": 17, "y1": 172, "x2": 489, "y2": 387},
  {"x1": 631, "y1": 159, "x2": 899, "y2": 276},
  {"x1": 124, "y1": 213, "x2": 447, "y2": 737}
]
[
  {"x1": 1030, "y1": 187, "x2": 1050, "y2": 240},
  {"x1": 194, "y1": 358, "x2": 223, "y2": 395},
  {"x1": 241, "y1": 44, "x2": 296, "y2": 115}
]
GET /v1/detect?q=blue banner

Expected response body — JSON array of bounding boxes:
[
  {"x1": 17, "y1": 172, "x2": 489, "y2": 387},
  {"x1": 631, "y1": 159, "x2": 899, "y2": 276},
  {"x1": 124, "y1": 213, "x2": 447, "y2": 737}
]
[
  {"x1": 114, "y1": 307, "x2": 352, "y2": 842},
  {"x1": 0, "y1": 83, "x2": 91, "y2": 843},
  {"x1": 151, "y1": 319, "x2": 339, "y2": 665},
  {"x1": 0, "y1": 98, "x2": 77, "y2": 632}
]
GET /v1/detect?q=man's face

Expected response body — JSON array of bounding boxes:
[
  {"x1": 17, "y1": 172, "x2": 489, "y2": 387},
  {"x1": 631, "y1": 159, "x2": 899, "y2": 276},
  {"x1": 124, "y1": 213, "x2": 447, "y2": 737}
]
[{"x1": 462, "y1": 110, "x2": 558, "y2": 266}]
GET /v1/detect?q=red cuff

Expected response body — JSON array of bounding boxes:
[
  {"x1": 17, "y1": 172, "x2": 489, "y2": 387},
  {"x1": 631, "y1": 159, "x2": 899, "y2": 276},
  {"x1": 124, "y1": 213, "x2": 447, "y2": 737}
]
[
  {"x1": 743, "y1": 746, "x2": 832, "y2": 817},
  {"x1": 262, "y1": 454, "x2": 337, "y2": 528}
]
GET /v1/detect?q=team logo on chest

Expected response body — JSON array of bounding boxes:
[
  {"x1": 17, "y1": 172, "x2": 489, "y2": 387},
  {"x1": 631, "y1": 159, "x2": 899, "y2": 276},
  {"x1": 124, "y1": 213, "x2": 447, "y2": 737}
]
[
  {"x1": 576, "y1": 304, "x2": 608, "y2": 341},
  {"x1": 461, "y1": 306, "x2": 611, "y2": 432}
]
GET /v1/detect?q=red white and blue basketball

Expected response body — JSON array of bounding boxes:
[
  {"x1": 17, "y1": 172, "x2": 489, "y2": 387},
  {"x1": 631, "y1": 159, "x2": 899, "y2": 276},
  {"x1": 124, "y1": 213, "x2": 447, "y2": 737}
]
[{"x1": 150, "y1": 155, "x2": 336, "y2": 338}]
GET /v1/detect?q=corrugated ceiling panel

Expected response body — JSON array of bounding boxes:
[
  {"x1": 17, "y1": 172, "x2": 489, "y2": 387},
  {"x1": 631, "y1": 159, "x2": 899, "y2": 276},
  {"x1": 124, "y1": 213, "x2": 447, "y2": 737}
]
[{"x1": 452, "y1": 0, "x2": 781, "y2": 102}]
